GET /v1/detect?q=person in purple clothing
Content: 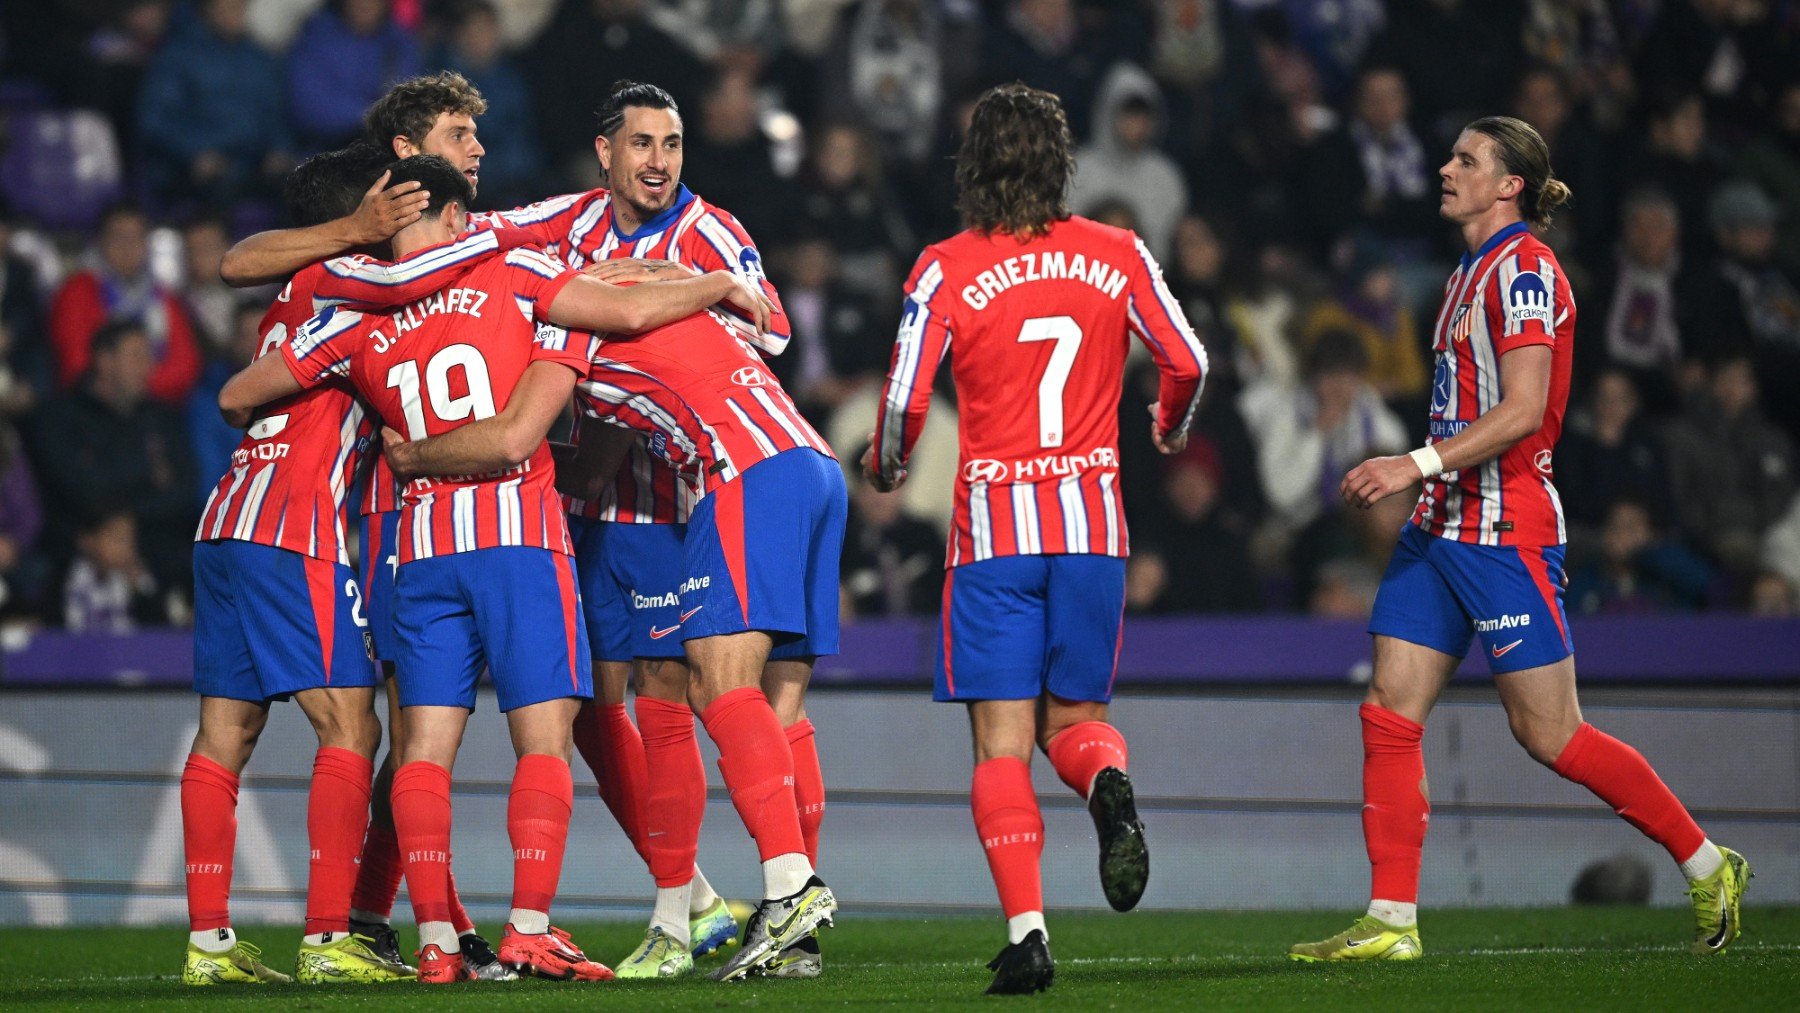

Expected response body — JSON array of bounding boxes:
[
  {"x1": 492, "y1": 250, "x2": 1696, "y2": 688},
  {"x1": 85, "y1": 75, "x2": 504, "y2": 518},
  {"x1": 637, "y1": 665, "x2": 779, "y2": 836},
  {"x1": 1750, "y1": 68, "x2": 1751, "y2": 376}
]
[{"x1": 289, "y1": 0, "x2": 422, "y2": 150}]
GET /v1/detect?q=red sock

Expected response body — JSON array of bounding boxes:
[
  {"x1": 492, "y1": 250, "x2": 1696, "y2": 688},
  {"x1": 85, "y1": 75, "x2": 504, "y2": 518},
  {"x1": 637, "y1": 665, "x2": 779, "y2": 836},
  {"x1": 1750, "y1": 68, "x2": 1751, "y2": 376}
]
[
  {"x1": 180, "y1": 753, "x2": 239, "y2": 931},
  {"x1": 304, "y1": 748, "x2": 373, "y2": 936},
  {"x1": 638, "y1": 696, "x2": 706, "y2": 888},
  {"x1": 391, "y1": 761, "x2": 453, "y2": 925},
  {"x1": 1361, "y1": 703, "x2": 1429, "y2": 905},
  {"x1": 509, "y1": 753, "x2": 574, "y2": 915},
  {"x1": 447, "y1": 868, "x2": 475, "y2": 935},
  {"x1": 701, "y1": 687, "x2": 805, "y2": 862},
  {"x1": 573, "y1": 701, "x2": 651, "y2": 864},
  {"x1": 1553, "y1": 723, "x2": 1706, "y2": 863},
  {"x1": 1044, "y1": 720, "x2": 1128, "y2": 799},
  {"x1": 350, "y1": 825, "x2": 402, "y2": 920},
  {"x1": 786, "y1": 719, "x2": 824, "y2": 867},
  {"x1": 971, "y1": 757, "x2": 1044, "y2": 919}
]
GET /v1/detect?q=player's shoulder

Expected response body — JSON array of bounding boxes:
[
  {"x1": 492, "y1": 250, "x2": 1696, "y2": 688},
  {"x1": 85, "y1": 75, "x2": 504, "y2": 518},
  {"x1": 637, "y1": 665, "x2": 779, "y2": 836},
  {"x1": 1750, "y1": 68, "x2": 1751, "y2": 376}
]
[
  {"x1": 502, "y1": 244, "x2": 571, "y2": 278},
  {"x1": 488, "y1": 187, "x2": 609, "y2": 226},
  {"x1": 293, "y1": 303, "x2": 368, "y2": 352}
]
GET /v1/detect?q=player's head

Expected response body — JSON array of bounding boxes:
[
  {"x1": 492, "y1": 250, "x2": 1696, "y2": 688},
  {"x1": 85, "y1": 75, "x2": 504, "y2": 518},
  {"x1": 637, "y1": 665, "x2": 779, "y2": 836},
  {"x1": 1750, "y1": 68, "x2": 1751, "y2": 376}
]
[
  {"x1": 596, "y1": 80, "x2": 683, "y2": 223},
  {"x1": 364, "y1": 71, "x2": 487, "y2": 193},
  {"x1": 283, "y1": 141, "x2": 392, "y2": 227},
  {"x1": 88, "y1": 319, "x2": 153, "y2": 403},
  {"x1": 383, "y1": 154, "x2": 474, "y2": 236},
  {"x1": 1440, "y1": 116, "x2": 1571, "y2": 230},
  {"x1": 955, "y1": 83, "x2": 1074, "y2": 238},
  {"x1": 96, "y1": 202, "x2": 151, "y2": 279}
]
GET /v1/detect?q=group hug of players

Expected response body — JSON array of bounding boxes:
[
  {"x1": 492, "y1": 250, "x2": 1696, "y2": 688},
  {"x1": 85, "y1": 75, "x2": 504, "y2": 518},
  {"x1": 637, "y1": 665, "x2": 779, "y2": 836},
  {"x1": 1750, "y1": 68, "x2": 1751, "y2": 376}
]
[{"x1": 178, "y1": 68, "x2": 1750, "y2": 996}]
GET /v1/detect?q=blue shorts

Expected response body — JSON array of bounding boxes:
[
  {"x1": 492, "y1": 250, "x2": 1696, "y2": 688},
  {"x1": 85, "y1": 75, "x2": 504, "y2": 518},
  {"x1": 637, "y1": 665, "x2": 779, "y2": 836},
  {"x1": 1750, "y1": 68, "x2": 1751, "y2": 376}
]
[
  {"x1": 193, "y1": 539, "x2": 376, "y2": 702},
  {"x1": 359, "y1": 511, "x2": 401, "y2": 664},
  {"x1": 570, "y1": 517, "x2": 688, "y2": 663},
  {"x1": 392, "y1": 546, "x2": 593, "y2": 712},
  {"x1": 936, "y1": 554, "x2": 1126, "y2": 703},
  {"x1": 681, "y1": 448, "x2": 845, "y2": 657},
  {"x1": 1369, "y1": 524, "x2": 1574, "y2": 675}
]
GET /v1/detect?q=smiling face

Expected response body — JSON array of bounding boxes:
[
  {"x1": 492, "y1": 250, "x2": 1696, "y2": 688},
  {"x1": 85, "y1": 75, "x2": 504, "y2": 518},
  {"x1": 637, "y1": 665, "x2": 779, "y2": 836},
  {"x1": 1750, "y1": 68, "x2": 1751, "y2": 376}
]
[
  {"x1": 1437, "y1": 129, "x2": 1520, "y2": 225},
  {"x1": 409, "y1": 112, "x2": 484, "y2": 194},
  {"x1": 598, "y1": 105, "x2": 684, "y2": 228}
]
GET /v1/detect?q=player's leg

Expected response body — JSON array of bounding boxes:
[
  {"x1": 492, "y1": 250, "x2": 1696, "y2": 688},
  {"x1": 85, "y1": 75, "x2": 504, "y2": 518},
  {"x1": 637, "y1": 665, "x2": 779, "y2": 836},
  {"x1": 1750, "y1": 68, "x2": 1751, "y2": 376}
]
[
  {"x1": 764, "y1": 659, "x2": 822, "y2": 867},
  {"x1": 1292, "y1": 526, "x2": 1467, "y2": 962},
  {"x1": 567, "y1": 519, "x2": 652, "y2": 863},
  {"x1": 1038, "y1": 555, "x2": 1143, "y2": 913}
]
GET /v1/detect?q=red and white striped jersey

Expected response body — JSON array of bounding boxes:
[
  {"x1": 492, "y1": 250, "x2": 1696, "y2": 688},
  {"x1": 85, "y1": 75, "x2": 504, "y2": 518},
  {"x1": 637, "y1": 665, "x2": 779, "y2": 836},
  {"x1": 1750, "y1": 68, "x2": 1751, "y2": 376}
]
[
  {"x1": 872, "y1": 217, "x2": 1207, "y2": 567},
  {"x1": 576, "y1": 309, "x2": 832, "y2": 495},
  {"x1": 1412, "y1": 221, "x2": 1574, "y2": 546},
  {"x1": 283, "y1": 246, "x2": 593, "y2": 563},
  {"x1": 195, "y1": 264, "x2": 365, "y2": 564}
]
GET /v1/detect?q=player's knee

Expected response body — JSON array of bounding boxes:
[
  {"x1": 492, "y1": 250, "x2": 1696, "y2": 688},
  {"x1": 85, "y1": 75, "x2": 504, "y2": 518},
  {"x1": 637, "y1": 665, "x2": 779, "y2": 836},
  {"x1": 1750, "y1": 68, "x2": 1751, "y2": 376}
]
[
  {"x1": 1509, "y1": 713, "x2": 1576, "y2": 766},
  {"x1": 974, "y1": 736, "x2": 1033, "y2": 765}
]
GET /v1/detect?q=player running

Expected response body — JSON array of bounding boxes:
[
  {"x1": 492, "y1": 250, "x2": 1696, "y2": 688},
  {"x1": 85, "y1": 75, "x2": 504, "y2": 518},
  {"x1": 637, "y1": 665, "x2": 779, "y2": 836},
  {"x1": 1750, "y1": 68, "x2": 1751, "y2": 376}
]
[
  {"x1": 217, "y1": 155, "x2": 770, "y2": 983},
  {"x1": 1289, "y1": 117, "x2": 1750, "y2": 963},
  {"x1": 863, "y1": 84, "x2": 1207, "y2": 996}
]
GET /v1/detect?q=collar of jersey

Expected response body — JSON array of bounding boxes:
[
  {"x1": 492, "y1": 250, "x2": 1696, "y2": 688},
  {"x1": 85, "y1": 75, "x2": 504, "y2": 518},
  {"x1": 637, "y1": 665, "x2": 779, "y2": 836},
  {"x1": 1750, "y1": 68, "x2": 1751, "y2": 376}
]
[
  {"x1": 1461, "y1": 221, "x2": 1529, "y2": 271},
  {"x1": 612, "y1": 184, "x2": 696, "y2": 242}
]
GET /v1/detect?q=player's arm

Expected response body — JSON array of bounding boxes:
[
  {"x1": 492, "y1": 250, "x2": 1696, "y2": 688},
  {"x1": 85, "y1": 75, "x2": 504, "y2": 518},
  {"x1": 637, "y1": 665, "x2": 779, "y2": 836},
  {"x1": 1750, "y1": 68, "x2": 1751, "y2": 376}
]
[
  {"x1": 550, "y1": 417, "x2": 638, "y2": 501},
  {"x1": 313, "y1": 227, "x2": 542, "y2": 310},
  {"x1": 1124, "y1": 236, "x2": 1209, "y2": 454},
  {"x1": 1342, "y1": 345, "x2": 1551, "y2": 508},
  {"x1": 865, "y1": 254, "x2": 952, "y2": 492},
  {"x1": 220, "y1": 307, "x2": 365, "y2": 425},
  {"x1": 542, "y1": 269, "x2": 773, "y2": 336},
  {"x1": 384, "y1": 359, "x2": 582, "y2": 477},
  {"x1": 684, "y1": 210, "x2": 791, "y2": 356},
  {"x1": 219, "y1": 172, "x2": 430, "y2": 286}
]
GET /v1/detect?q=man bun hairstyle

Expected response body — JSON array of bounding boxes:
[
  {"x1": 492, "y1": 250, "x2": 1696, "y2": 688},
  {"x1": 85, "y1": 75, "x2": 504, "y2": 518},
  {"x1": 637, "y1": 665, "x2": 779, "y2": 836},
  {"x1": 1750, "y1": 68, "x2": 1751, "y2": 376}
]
[
  {"x1": 382, "y1": 155, "x2": 474, "y2": 220},
  {"x1": 364, "y1": 71, "x2": 488, "y2": 151},
  {"x1": 284, "y1": 141, "x2": 392, "y2": 226},
  {"x1": 597, "y1": 80, "x2": 679, "y2": 138},
  {"x1": 956, "y1": 83, "x2": 1075, "y2": 239},
  {"x1": 1465, "y1": 115, "x2": 1572, "y2": 229}
]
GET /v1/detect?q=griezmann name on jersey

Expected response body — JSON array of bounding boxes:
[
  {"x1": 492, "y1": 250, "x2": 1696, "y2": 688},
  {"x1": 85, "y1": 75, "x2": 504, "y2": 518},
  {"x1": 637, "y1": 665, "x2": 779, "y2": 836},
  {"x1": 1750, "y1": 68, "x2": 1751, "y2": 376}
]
[{"x1": 873, "y1": 216, "x2": 1207, "y2": 567}]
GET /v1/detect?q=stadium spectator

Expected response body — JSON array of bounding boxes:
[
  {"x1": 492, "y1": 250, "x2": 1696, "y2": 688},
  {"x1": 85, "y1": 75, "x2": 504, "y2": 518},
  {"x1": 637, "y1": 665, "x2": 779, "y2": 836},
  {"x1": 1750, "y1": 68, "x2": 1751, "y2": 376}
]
[
  {"x1": 25, "y1": 321, "x2": 196, "y2": 598},
  {"x1": 135, "y1": 0, "x2": 288, "y2": 207},
  {"x1": 1072, "y1": 62, "x2": 1187, "y2": 263},
  {"x1": 47, "y1": 204, "x2": 202, "y2": 404},
  {"x1": 1365, "y1": 0, "x2": 1524, "y2": 137},
  {"x1": 841, "y1": 466, "x2": 944, "y2": 618},
  {"x1": 1307, "y1": 65, "x2": 1440, "y2": 260},
  {"x1": 83, "y1": 0, "x2": 173, "y2": 155},
  {"x1": 1299, "y1": 237, "x2": 1428, "y2": 412},
  {"x1": 429, "y1": 0, "x2": 543, "y2": 210},
  {"x1": 1662, "y1": 355, "x2": 1797, "y2": 575},
  {"x1": 1698, "y1": 181, "x2": 1800, "y2": 442},
  {"x1": 288, "y1": 0, "x2": 423, "y2": 151},
  {"x1": 796, "y1": 123, "x2": 915, "y2": 299},
  {"x1": 63, "y1": 507, "x2": 164, "y2": 632},
  {"x1": 179, "y1": 215, "x2": 237, "y2": 357},
  {"x1": 186, "y1": 302, "x2": 262, "y2": 505},
  {"x1": 681, "y1": 70, "x2": 793, "y2": 245},
  {"x1": 1635, "y1": 90, "x2": 1725, "y2": 262},
  {"x1": 1145, "y1": 0, "x2": 1257, "y2": 165},
  {"x1": 1761, "y1": 494, "x2": 1800, "y2": 606},
  {"x1": 0, "y1": 200, "x2": 52, "y2": 399},
  {"x1": 773, "y1": 232, "x2": 891, "y2": 412},
  {"x1": 1736, "y1": 79, "x2": 1800, "y2": 281},
  {"x1": 1555, "y1": 368, "x2": 1675, "y2": 547},
  {"x1": 979, "y1": 0, "x2": 1108, "y2": 140},
  {"x1": 0, "y1": 418, "x2": 44, "y2": 617},
  {"x1": 1133, "y1": 438, "x2": 1260, "y2": 614},
  {"x1": 1587, "y1": 187, "x2": 1696, "y2": 409},
  {"x1": 822, "y1": 0, "x2": 977, "y2": 168},
  {"x1": 1566, "y1": 497, "x2": 1713, "y2": 614},
  {"x1": 1511, "y1": 64, "x2": 1613, "y2": 256},
  {"x1": 1240, "y1": 329, "x2": 1406, "y2": 535}
]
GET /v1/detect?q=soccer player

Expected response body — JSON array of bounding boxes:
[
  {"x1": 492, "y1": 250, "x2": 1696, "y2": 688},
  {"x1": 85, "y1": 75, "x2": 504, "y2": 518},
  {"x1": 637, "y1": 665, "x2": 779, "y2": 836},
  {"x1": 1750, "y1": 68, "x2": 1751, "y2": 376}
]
[
  {"x1": 862, "y1": 84, "x2": 1207, "y2": 996},
  {"x1": 218, "y1": 155, "x2": 770, "y2": 983},
  {"x1": 1289, "y1": 117, "x2": 1749, "y2": 962},
  {"x1": 377, "y1": 279, "x2": 842, "y2": 985}
]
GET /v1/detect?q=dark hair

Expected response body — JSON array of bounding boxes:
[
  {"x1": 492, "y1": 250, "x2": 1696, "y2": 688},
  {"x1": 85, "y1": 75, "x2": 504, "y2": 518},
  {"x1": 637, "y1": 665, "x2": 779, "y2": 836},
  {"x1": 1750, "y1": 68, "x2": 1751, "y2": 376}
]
[
  {"x1": 363, "y1": 71, "x2": 488, "y2": 152},
  {"x1": 956, "y1": 84, "x2": 1074, "y2": 239},
  {"x1": 383, "y1": 155, "x2": 473, "y2": 219},
  {"x1": 1464, "y1": 115, "x2": 1572, "y2": 229},
  {"x1": 1306, "y1": 328, "x2": 1369, "y2": 378},
  {"x1": 283, "y1": 142, "x2": 392, "y2": 226},
  {"x1": 90, "y1": 319, "x2": 147, "y2": 357},
  {"x1": 98, "y1": 201, "x2": 147, "y2": 232},
  {"x1": 596, "y1": 80, "x2": 679, "y2": 137}
]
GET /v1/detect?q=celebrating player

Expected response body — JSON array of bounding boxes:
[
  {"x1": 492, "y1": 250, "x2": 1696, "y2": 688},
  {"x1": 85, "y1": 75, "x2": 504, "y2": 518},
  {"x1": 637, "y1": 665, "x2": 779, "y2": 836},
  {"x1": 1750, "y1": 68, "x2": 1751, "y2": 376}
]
[
  {"x1": 863, "y1": 83, "x2": 1208, "y2": 995},
  {"x1": 1289, "y1": 117, "x2": 1749, "y2": 963},
  {"x1": 217, "y1": 155, "x2": 768, "y2": 983}
]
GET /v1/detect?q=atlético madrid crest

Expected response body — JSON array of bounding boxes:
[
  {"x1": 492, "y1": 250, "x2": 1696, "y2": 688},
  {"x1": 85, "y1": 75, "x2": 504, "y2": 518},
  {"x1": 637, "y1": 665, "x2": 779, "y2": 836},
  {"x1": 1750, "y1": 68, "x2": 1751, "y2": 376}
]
[{"x1": 1449, "y1": 303, "x2": 1474, "y2": 343}]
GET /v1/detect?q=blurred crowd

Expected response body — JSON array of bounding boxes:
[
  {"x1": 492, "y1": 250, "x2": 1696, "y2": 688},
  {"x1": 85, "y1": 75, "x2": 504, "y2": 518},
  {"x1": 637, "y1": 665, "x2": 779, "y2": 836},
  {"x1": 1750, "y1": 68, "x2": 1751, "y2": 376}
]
[{"x1": 0, "y1": 0, "x2": 1797, "y2": 632}]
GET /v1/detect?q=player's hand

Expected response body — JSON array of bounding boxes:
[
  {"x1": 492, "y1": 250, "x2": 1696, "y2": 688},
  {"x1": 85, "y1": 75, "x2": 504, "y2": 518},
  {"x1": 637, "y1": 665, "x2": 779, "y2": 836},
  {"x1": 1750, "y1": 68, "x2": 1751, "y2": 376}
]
[
  {"x1": 717, "y1": 271, "x2": 775, "y2": 335},
  {"x1": 859, "y1": 433, "x2": 906, "y2": 492},
  {"x1": 347, "y1": 170, "x2": 430, "y2": 245},
  {"x1": 380, "y1": 425, "x2": 419, "y2": 479},
  {"x1": 1148, "y1": 403, "x2": 1187, "y2": 454},
  {"x1": 583, "y1": 258, "x2": 697, "y2": 283},
  {"x1": 1340, "y1": 454, "x2": 1423, "y2": 509}
]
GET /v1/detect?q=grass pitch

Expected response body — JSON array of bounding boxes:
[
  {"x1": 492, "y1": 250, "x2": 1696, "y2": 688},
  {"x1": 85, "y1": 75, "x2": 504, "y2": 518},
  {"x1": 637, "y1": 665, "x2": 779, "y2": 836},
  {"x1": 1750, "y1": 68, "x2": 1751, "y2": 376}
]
[{"x1": 1, "y1": 907, "x2": 1795, "y2": 1009}]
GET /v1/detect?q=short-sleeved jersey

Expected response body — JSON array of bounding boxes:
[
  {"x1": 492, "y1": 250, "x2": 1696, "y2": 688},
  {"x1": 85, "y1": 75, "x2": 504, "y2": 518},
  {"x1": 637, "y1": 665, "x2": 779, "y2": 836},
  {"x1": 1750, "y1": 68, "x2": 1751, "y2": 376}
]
[
  {"x1": 575, "y1": 309, "x2": 832, "y2": 495},
  {"x1": 283, "y1": 245, "x2": 591, "y2": 563},
  {"x1": 1412, "y1": 222, "x2": 1574, "y2": 546},
  {"x1": 195, "y1": 264, "x2": 366, "y2": 564},
  {"x1": 487, "y1": 184, "x2": 786, "y2": 525},
  {"x1": 872, "y1": 217, "x2": 1207, "y2": 567}
]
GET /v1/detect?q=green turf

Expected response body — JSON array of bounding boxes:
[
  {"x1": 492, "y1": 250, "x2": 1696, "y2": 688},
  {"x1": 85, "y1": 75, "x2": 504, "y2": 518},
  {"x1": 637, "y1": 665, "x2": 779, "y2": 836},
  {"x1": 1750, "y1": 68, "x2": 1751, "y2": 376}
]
[{"x1": 2, "y1": 908, "x2": 1796, "y2": 1009}]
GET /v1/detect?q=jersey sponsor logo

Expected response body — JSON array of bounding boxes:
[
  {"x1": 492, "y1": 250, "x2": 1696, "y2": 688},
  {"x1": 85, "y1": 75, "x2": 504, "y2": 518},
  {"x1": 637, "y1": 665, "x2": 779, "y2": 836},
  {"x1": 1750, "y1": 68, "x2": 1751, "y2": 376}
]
[
  {"x1": 731, "y1": 366, "x2": 766, "y2": 387},
  {"x1": 1474, "y1": 613, "x2": 1531, "y2": 632},
  {"x1": 1506, "y1": 272, "x2": 1551, "y2": 328},
  {"x1": 649, "y1": 431, "x2": 669, "y2": 459},
  {"x1": 959, "y1": 251, "x2": 1128, "y2": 311},
  {"x1": 1429, "y1": 419, "x2": 1469, "y2": 439},
  {"x1": 632, "y1": 590, "x2": 680, "y2": 610},
  {"x1": 679, "y1": 575, "x2": 711, "y2": 595},
  {"x1": 1430, "y1": 354, "x2": 1453, "y2": 415},
  {"x1": 963, "y1": 448, "x2": 1120, "y2": 484},
  {"x1": 963, "y1": 458, "x2": 1008, "y2": 483},
  {"x1": 1534, "y1": 449, "x2": 1554, "y2": 474},
  {"x1": 1491, "y1": 638, "x2": 1525, "y2": 658},
  {"x1": 232, "y1": 442, "x2": 290, "y2": 465},
  {"x1": 648, "y1": 624, "x2": 680, "y2": 639},
  {"x1": 679, "y1": 605, "x2": 703, "y2": 622},
  {"x1": 737, "y1": 246, "x2": 765, "y2": 281}
]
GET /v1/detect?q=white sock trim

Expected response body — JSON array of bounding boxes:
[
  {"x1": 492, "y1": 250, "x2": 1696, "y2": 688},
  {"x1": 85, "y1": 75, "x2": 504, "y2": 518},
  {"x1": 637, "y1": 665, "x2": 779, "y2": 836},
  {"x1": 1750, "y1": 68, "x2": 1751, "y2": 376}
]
[
  {"x1": 653, "y1": 885, "x2": 692, "y2": 946},
  {"x1": 689, "y1": 867, "x2": 720, "y2": 914},
  {"x1": 419, "y1": 921, "x2": 459, "y2": 953},
  {"x1": 1366, "y1": 899, "x2": 1417, "y2": 927},
  {"x1": 762, "y1": 852, "x2": 814, "y2": 899},
  {"x1": 1680, "y1": 838, "x2": 1724, "y2": 881},
  {"x1": 190, "y1": 927, "x2": 235, "y2": 953},
  {"x1": 1007, "y1": 912, "x2": 1047, "y2": 945},
  {"x1": 509, "y1": 908, "x2": 549, "y2": 935}
]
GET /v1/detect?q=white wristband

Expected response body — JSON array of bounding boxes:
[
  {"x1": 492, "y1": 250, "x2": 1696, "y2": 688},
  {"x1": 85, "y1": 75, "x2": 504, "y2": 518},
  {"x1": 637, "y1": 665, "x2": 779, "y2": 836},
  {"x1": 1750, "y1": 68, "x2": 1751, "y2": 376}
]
[{"x1": 1409, "y1": 445, "x2": 1444, "y2": 478}]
